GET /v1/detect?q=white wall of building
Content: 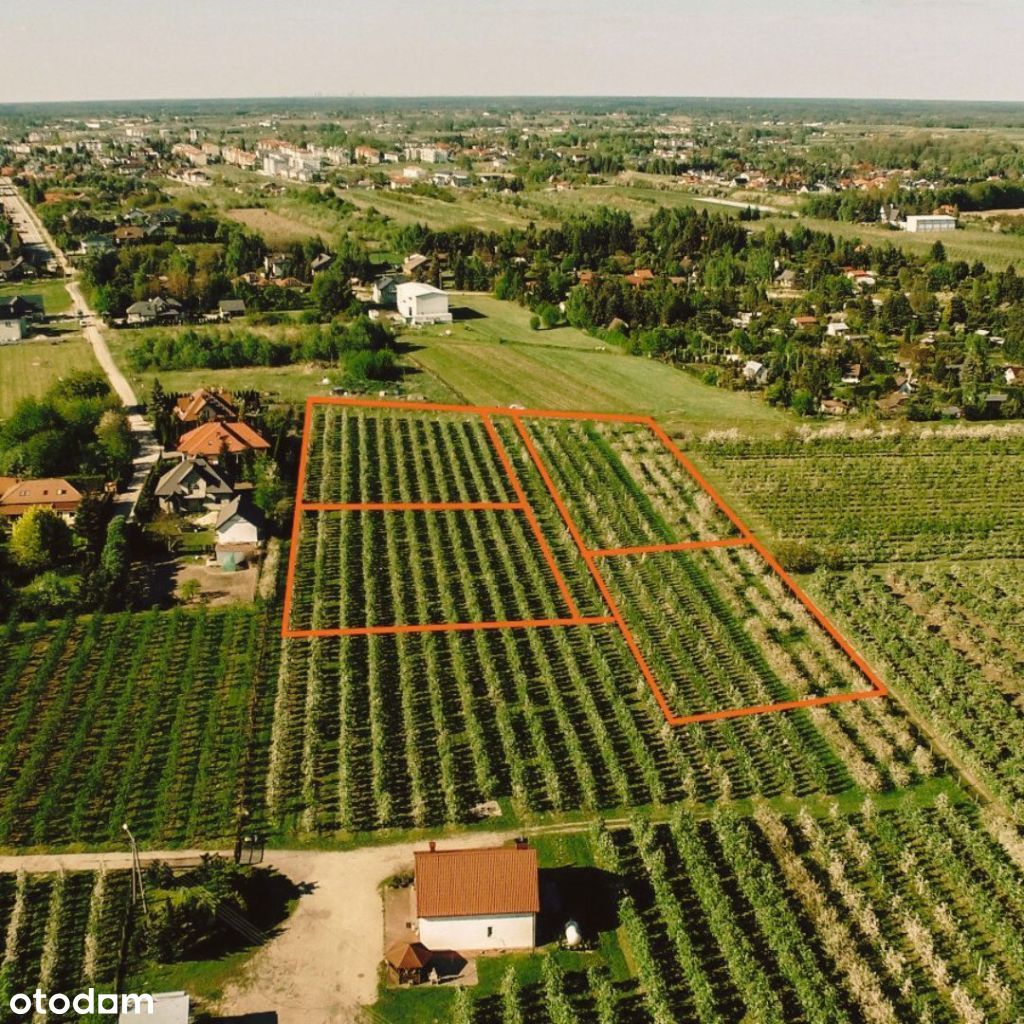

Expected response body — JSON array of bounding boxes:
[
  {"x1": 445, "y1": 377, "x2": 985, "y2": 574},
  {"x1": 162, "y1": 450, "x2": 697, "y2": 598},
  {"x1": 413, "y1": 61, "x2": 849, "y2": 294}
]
[
  {"x1": 396, "y1": 283, "x2": 452, "y2": 325},
  {"x1": 904, "y1": 215, "x2": 956, "y2": 233},
  {"x1": 0, "y1": 318, "x2": 26, "y2": 343},
  {"x1": 418, "y1": 912, "x2": 535, "y2": 951}
]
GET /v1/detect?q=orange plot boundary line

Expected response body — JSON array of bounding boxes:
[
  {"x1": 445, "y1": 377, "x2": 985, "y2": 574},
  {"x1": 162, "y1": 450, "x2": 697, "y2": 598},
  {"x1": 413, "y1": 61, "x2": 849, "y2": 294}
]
[{"x1": 281, "y1": 395, "x2": 887, "y2": 727}]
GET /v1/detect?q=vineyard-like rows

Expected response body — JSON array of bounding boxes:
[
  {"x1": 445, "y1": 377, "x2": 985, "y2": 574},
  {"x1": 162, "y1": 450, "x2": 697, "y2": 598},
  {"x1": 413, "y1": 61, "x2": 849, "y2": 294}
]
[
  {"x1": 521, "y1": 419, "x2": 738, "y2": 551},
  {"x1": 0, "y1": 869, "x2": 132, "y2": 1020},
  {"x1": 301, "y1": 405, "x2": 514, "y2": 504},
  {"x1": 0, "y1": 604, "x2": 280, "y2": 848},
  {"x1": 693, "y1": 429, "x2": 1024, "y2": 562},
  {"x1": 817, "y1": 562, "x2": 1024, "y2": 821},
  {"x1": 600, "y1": 544, "x2": 875, "y2": 719},
  {"x1": 455, "y1": 799, "x2": 1024, "y2": 1024}
]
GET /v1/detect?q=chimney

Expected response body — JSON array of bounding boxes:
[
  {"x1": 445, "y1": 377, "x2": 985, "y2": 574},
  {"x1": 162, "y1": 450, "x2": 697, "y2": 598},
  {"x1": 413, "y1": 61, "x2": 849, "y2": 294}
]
[
  {"x1": 429, "y1": 841, "x2": 436, "y2": 852},
  {"x1": 515, "y1": 836, "x2": 528, "y2": 850}
]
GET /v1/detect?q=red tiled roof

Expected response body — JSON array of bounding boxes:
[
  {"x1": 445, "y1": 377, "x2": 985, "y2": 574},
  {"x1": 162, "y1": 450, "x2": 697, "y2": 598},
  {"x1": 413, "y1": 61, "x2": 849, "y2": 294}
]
[
  {"x1": 415, "y1": 845, "x2": 539, "y2": 919},
  {"x1": 0, "y1": 478, "x2": 83, "y2": 516},
  {"x1": 177, "y1": 421, "x2": 269, "y2": 456},
  {"x1": 174, "y1": 388, "x2": 238, "y2": 423}
]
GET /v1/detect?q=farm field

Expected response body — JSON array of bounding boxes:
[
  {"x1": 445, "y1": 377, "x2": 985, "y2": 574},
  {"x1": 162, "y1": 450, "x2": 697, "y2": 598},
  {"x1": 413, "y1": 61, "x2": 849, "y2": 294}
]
[
  {"x1": 0, "y1": 604, "x2": 281, "y2": 850},
  {"x1": 410, "y1": 297, "x2": 787, "y2": 434},
  {"x1": 0, "y1": 868, "x2": 133, "y2": 1015},
  {"x1": 265, "y1": 399, "x2": 936, "y2": 838},
  {"x1": 814, "y1": 560, "x2": 1024, "y2": 821},
  {"x1": 692, "y1": 426, "x2": 1024, "y2": 563},
  {"x1": 429, "y1": 799, "x2": 1024, "y2": 1024},
  {"x1": 0, "y1": 335, "x2": 100, "y2": 417}
]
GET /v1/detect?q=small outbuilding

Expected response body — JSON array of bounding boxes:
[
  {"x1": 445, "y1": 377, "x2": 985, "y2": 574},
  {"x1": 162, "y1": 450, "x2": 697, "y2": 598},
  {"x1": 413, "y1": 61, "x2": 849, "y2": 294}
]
[
  {"x1": 385, "y1": 941, "x2": 434, "y2": 985},
  {"x1": 414, "y1": 840, "x2": 539, "y2": 951}
]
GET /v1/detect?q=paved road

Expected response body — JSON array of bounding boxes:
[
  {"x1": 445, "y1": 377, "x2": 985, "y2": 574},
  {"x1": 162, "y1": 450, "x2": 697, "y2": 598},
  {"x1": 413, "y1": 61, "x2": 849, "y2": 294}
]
[{"x1": 3, "y1": 177, "x2": 162, "y2": 517}]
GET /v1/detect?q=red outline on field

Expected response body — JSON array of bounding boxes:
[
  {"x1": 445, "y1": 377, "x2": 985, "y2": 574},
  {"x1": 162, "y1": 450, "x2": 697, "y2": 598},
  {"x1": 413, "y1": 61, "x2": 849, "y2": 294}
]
[{"x1": 282, "y1": 396, "x2": 887, "y2": 727}]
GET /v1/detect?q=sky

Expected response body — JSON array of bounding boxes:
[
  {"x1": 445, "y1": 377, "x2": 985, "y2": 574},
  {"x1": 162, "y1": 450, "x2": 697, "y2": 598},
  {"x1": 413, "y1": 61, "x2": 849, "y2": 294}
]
[{"x1": 3, "y1": 0, "x2": 1023, "y2": 104}]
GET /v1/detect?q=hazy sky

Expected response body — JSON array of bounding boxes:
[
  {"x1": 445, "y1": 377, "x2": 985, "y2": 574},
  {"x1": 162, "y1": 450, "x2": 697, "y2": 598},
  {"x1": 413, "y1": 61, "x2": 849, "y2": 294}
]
[{"x1": 4, "y1": 0, "x2": 1023, "y2": 103}]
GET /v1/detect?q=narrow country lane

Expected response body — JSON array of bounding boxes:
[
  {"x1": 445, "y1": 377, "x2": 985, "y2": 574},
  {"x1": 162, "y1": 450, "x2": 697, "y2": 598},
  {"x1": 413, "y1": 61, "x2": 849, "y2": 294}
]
[{"x1": 1, "y1": 176, "x2": 162, "y2": 517}]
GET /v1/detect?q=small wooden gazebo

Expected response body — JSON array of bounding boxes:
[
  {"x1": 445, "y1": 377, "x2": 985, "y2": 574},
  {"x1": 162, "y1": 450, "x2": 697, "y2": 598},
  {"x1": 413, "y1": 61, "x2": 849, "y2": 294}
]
[{"x1": 385, "y1": 940, "x2": 433, "y2": 985}]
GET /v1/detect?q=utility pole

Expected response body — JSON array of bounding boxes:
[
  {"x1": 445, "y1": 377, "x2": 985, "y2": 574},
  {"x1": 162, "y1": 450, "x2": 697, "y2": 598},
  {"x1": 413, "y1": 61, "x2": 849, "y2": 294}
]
[{"x1": 122, "y1": 822, "x2": 150, "y2": 926}]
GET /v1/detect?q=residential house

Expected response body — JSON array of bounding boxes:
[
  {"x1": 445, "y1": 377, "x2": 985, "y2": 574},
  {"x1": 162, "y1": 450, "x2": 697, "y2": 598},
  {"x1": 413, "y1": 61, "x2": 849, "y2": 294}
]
[
  {"x1": 841, "y1": 364, "x2": 863, "y2": 386},
  {"x1": 0, "y1": 478, "x2": 84, "y2": 522},
  {"x1": 114, "y1": 225, "x2": 146, "y2": 246},
  {"x1": 0, "y1": 295, "x2": 44, "y2": 323},
  {"x1": 354, "y1": 145, "x2": 381, "y2": 165},
  {"x1": 396, "y1": 282, "x2": 452, "y2": 325},
  {"x1": 820, "y1": 399, "x2": 851, "y2": 416},
  {"x1": 825, "y1": 320, "x2": 850, "y2": 337},
  {"x1": 174, "y1": 388, "x2": 239, "y2": 424},
  {"x1": 310, "y1": 252, "x2": 335, "y2": 275},
  {"x1": 414, "y1": 841, "x2": 539, "y2": 951},
  {"x1": 624, "y1": 268, "x2": 655, "y2": 288},
  {"x1": 775, "y1": 269, "x2": 798, "y2": 289},
  {"x1": 215, "y1": 494, "x2": 265, "y2": 546},
  {"x1": 372, "y1": 275, "x2": 399, "y2": 307},
  {"x1": 126, "y1": 296, "x2": 183, "y2": 325},
  {"x1": 743, "y1": 360, "x2": 769, "y2": 385},
  {"x1": 402, "y1": 253, "x2": 430, "y2": 276},
  {"x1": 176, "y1": 421, "x2": 270, "y2": 458},
  {"x1": 791, "y1": 315, "x2": 819, "y2": 330},
  {"x1": 154, "y1": 457, "x2": 233, "y2": 514},
  {"x1": 264, "y1": 253, "x2": 293, "y2": 280},
  {"x1": 1004, "y1": 366, "x2": 1024, "y2": 386},
  {"x1": 218, "y1": 299, "x2": 247, "y2": 320}
]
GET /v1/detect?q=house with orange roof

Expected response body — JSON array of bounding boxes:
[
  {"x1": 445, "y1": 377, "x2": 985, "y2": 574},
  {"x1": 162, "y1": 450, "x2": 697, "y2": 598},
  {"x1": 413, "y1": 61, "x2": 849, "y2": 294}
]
[
  {"x1": 414, "y1": 840, "x2": 539, "y2": 951},
  {"x1": 0, "y1": 478, "x2": 84, "y2": 521},
  {"x1": 176, "y1": 421, "x2": 270, "y2": 459}
]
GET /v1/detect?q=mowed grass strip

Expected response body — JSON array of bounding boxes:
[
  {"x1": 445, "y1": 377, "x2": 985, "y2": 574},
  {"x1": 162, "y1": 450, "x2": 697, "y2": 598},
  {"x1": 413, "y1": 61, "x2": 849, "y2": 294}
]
[{"x1": 0, "y1": 336, "x2": 101, "y2": 417}]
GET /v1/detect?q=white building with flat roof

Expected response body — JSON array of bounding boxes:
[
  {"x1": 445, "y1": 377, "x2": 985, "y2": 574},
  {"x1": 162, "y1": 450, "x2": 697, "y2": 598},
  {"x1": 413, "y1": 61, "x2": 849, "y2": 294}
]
[
  {"x1": 903, "y1": 214, "x2": 957, "y2": 233},
  {"x1": 396, "y1": 282, "x2": 452, "y2": 325}
]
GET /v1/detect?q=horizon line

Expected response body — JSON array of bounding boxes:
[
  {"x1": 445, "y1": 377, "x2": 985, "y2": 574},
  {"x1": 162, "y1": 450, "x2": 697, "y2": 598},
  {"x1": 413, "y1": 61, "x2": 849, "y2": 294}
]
[{"x1": 2, "y1": 92, "x2": 1024, "y2": 109}]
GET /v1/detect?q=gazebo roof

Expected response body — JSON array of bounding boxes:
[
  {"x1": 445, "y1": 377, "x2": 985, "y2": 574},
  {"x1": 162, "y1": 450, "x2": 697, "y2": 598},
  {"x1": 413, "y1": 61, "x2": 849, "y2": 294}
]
[{"x1": 386, "y1": 941, "x2": 433, "y2": 970}]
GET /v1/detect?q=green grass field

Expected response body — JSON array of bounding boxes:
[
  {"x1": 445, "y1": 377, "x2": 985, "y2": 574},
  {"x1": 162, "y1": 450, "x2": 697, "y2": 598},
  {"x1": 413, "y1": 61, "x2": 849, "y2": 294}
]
[
  {"x1": 406, "y1": 295, "x2": 787, "y2": 433},
  {"x1": 0, "y1": 335, "x2": 100, "y2": 417},
  {"x1": 0, "y1": 277, "x2": 73, "y2": 316}
]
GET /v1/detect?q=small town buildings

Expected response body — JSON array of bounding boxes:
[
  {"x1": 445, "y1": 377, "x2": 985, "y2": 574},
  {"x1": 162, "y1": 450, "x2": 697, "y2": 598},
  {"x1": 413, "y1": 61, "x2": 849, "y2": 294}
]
[
  {"x1": 825, "y1": 320, "x2": 850, "y2": 337},
  {"x1": 1004, "y1": 366, "x2": 1024, "y2": 385},
  {"x1": 396, "y1": 282, "x2": 452, "y2": 325},
  {"x1": 414, "y1": 841, "x2": 540, "y2": 951},
  {"x1": 820, "y1": 398, "x2": 851, "y2": 416},
  {"x1": 372, "y1": 274, "x2": 399, "y2": 306},
  {"x1": 841, "y1": 364, "x2": 863, "y2": 385},
  {"x1": 791, "y1": 315, "x2": 819, "y2": 329},
  {"x1": 0, "y1": 256, "x2": 26, "y2": 281},
  {"x1": 903, "y1": 214, "x2": 957, "y2": 233},
  {"x1": 176, "y1": 421, "x2": 270, "y2": 458},
  {"x1": 215, "y1": 494, "x2": 265, "y2": 546},
  {"x1": 218, "y1": 298, "x2": 247, "y2": 319},
  {"x1": 174, "y1": 388, "x2": 239, "y2": 424},
  {"x1": 154, "y1": 457, "x2": 234, "y2": 514},
  {"x1": 0, "y1": 478, "x2": 84, "y2": 521}
]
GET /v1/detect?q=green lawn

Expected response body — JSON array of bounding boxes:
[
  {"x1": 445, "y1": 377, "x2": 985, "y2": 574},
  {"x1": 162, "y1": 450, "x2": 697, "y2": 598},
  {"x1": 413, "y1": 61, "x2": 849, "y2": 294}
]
[
  {"x1": 405, "y1": 296, "x2": 788, "y2": 435},
  {"x1": 0, "y1": 277, "x2": 73, "y2": 315},
  {"x1": 0, "y1": 335, "x2": 100, "y2": 417}
]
